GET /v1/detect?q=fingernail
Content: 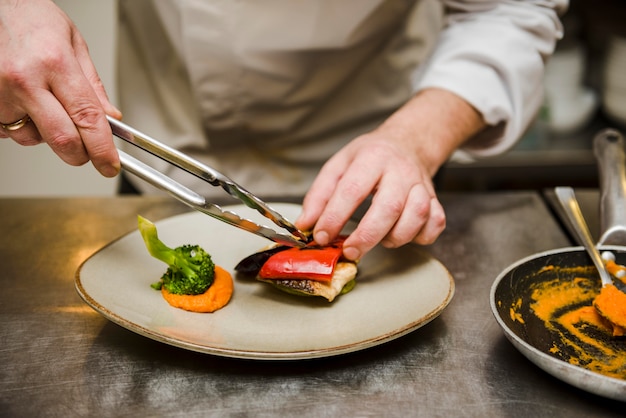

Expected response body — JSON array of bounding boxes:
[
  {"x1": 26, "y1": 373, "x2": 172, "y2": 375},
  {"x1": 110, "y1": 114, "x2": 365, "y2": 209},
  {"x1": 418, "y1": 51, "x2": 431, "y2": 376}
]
[
  {"x1": 315, "y1": 230, "x2": 329, "y2": 246},
  {"x1": 343, "y1": 246, "x2": 361, "y2": 261},
  {"x1": 101, "y1": 162, "x2": 120, "y2": 178},
  {"x1": 107, "y1": 105, "x2": 123, "y2": 120}
]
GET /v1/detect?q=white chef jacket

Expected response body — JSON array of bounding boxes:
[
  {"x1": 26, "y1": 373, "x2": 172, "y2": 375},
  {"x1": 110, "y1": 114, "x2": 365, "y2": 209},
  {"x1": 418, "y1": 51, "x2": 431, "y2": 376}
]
[{"x1": 116, "y1": 0, "x2": 566, "y2": 199}]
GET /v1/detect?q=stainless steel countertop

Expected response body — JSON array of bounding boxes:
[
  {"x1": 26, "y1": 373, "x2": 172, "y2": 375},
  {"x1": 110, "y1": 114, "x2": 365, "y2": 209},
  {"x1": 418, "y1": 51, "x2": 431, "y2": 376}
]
[{"x1": 1, "y1": 192, "x2": 624, "y2": 417}]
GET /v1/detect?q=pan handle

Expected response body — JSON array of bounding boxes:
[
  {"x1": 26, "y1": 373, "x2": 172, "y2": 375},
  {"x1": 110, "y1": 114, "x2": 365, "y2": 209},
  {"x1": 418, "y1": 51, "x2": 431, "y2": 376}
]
[{"x1": 594, "y1": 128, "x2": 626, "y2": 245}]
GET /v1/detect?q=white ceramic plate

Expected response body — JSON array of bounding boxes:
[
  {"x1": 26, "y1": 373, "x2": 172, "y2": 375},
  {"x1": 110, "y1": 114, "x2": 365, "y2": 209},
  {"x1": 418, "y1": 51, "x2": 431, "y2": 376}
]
[{"x1": 76, "y1": 203, "x2": 454, "y2": 360}]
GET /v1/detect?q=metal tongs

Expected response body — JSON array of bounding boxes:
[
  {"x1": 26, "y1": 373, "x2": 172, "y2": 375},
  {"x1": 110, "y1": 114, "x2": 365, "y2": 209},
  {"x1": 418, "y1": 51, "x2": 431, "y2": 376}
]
[{"x1": 108, "y1": 116, "x2": 310, "y2": 248}]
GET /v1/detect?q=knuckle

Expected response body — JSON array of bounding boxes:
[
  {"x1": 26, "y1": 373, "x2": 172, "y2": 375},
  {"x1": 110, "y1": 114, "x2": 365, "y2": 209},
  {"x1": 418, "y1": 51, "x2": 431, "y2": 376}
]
[
  {"x1": 69, "y1": 103, "x2": 103, "y2": 129},
  {"x1": 47, "y1": 131, "x2": 75, "y2": 151},
  {"x1": 412, "y1": 221, "x2": 446, "y2": 247},
  {"x1": 386, "y1": 225, "x2": 420, "y2": 248},
  {"x1": 352, "y1": 228, "x2": 380, "y2": 250},
  {"x1": 35, "y1": 43, "x2": 73, "y2": 72},
  {"x1": 339, "y1": 179, "x2": 367, "y2": 202},
  {"x1": 0, "y1": 47, "x2": 67, "y2": 95},
  {"x1": 387, "y1": 230, "x2": 413, "y2": 247},
  {"x1": 0, "y1": 62, "x2": 31, "y2": 92},
  {"x1": 432, "y1": 210, "x2": 446, "y2": 230},
  {"x1": 428, "y1": 198, "x2": 446, "y2": 229},
  {"x1": 381, "y1": 199, "x2": 404, "y2": 219},
  {"x1": 41, "y1": 48, "x2": 66, "y2": 70},
  {"x1": 413, "y1": 198, "x2": 431, "y2": 220},
  {"x1": 382, "y1": 236, "x2": 403, "y2": 248},
  {"x1": 46, "y1": 132, "x2": 88, "y2": 166}
]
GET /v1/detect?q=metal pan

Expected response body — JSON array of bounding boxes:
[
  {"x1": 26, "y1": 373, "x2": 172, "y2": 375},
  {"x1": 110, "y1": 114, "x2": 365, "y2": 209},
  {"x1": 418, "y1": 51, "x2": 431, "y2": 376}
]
[{"x1": 490, "y1": 129, "x2": 626, "y2": 402}]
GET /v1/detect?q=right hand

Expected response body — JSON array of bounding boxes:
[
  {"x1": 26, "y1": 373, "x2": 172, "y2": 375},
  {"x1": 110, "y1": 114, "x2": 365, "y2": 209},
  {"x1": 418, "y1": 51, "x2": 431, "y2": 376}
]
[
  {"x1": 0, "y1": 0, "x2": 121, "y2": 177},
  {"x1": 298, "y1": 88, "x2": 487, "y2": 261}
]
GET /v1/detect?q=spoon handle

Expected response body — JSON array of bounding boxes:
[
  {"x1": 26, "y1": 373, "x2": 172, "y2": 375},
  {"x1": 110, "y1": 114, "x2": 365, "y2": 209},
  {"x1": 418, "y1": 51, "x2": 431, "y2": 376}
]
[
  {"x1": 594, "y1": 129, "x2": 626, "y2": 245},
  {"x1": 555, "y1": 186, "x2": 613, "y2": 287}
]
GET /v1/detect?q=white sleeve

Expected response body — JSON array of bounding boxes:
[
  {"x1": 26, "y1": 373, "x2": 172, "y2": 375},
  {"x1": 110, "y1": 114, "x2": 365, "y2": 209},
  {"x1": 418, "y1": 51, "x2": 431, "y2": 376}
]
[{"x1": 413, "y1": 0, "x2": 568, "y2": 157}]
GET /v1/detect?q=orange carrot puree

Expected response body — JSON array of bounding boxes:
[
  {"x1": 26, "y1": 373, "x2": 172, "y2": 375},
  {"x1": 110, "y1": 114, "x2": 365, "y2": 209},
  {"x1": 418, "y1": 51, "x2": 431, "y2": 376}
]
[
  {"x1": 525, "y1": 274, "x2": 626, "y2": 379},
  {"x1": 161, "y1": 266, "x2": 233, "y2": 313},
  {"x1": 594, "y1": 284, "x2": 626, "y2": 333}
]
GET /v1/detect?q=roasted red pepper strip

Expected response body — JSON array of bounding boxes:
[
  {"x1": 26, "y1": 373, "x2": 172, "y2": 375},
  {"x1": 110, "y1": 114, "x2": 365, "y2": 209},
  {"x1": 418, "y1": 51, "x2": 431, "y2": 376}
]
[{"x1": 259, "y1": 238, "x2": 345, "y2": 282}]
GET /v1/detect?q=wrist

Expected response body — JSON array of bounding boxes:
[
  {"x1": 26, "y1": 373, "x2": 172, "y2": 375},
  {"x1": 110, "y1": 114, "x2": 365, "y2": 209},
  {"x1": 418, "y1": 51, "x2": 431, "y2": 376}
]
[{"x1": 378, "y1": 87, "x2": 486, "y2": 176}]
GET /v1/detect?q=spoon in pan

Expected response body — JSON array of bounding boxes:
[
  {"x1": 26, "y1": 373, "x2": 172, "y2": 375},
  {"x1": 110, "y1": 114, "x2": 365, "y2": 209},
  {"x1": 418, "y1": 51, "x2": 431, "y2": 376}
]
[
  {"x1": 555, "y1": 186, "x2": 626, "y2": 332},
  {"x1": 556, "y1": 187, "x2": 613, "y2": 286}
]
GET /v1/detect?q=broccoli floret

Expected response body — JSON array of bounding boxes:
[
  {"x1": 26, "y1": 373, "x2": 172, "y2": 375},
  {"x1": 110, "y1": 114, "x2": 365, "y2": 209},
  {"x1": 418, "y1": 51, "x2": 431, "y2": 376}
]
[{"x1": 137, "y1": 215, "x2": 215, "y2": 295}]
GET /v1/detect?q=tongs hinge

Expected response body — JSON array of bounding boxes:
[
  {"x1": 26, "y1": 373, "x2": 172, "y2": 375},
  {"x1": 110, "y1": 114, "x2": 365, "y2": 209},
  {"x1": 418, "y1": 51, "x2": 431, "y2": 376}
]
[{"x1": 109, "y1": 116, "x2": 308, "y2": 248}]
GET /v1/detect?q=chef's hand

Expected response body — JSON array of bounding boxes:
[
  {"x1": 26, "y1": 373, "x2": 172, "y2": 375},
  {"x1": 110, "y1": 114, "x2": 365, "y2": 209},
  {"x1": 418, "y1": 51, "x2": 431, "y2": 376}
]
[
  {"x1": 0, "y1": 0, "x2": 121, "y2": 177},
  {"x1": 297, "y1": 88, "x2": 486, "y2": 261}
]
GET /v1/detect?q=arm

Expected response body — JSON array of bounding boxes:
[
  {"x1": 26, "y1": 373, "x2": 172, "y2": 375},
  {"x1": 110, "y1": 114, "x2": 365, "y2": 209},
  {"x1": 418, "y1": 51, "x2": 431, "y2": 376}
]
[
  {"x1": 298, "y1": 0, "x2": 566, "y2": 261},
  {"x1": 414, "y1": 0, "x2": 568, "y2": 156},
  {"x1": 0, "y1": 0, "x2": 121, "y2": 177}
]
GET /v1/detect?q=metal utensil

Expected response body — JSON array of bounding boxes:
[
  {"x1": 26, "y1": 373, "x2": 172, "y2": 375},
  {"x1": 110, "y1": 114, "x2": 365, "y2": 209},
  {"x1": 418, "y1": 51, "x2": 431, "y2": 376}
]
[
  {"x1": 490, "y1": 247, "x2": 626, "y2": 402},
  {"x1": 595, "y1": 129, "x2": 626, "y2": 245},
  {"x1": 490, "y1": 129, "x2": 626, "y2": 402},
  {"x1": 108, "y1": 116, "x2": 309, "y2": 248},
  {"x1": 555, "y1": 186, "x2": 613, "y2": 287}
]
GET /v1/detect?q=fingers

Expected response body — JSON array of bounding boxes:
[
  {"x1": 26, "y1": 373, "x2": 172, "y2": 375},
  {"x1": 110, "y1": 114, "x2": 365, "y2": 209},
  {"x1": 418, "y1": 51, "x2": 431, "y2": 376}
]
[
  {"x1": 298, "y1": 157, "x2": 344, "y2": 233},
  {"x1": 378, "y1": 186, "x2": 446, "y2": 247},
  {"x1": 0, "y1": 114, "x2": 42, "y2": 144},
  {"x1": 300, "y1": 147, "x2": 372, "y2": 244},
  {"x1": 2, "y1": 68, "x2": 120, "y2": 177},
  {"x1": 47, "y1": 26, "x2": 120, "y2": 177},
  {"x1": 71, "y1": 27, "x2": 122, "y2": 120},
  {"x1": 340, "y1": 176, "x2": 445, "y2": 261},
  {"x1": 299, "y1": 135, "x2": 447, "y2": 261},
  {"x1": 0, "y1": 0, "x2": 120, "y2": 177},
  {"x1": 30, "y1": 91, "x2": 92, "y2": 166},
  {"x1": 51, "y1": 68, "x2": 120, "y2": 177}
]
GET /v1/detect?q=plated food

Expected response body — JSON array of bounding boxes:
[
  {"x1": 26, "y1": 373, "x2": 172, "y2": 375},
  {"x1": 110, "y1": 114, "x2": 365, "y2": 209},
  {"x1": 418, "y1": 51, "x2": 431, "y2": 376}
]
[
  {"x1": 76, "y1": 205, "x2": 454, "y2": 359},
  {"x1": 235, "y1": 237, "x2": 358, "y2": 302},
  {"x1": 137, "y1": 215, "x2": 233, "y2": 313}
]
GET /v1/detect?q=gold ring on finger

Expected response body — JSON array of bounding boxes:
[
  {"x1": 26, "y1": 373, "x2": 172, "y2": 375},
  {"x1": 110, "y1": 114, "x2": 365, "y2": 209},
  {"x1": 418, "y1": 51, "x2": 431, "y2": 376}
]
[{"x1": 1, "y1": 115, "x2": 31, "y2": 131}]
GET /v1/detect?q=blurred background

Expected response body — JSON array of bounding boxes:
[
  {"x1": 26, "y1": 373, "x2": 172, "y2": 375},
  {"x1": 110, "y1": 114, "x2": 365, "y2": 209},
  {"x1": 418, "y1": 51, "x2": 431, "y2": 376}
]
[
  {"x1": 0, "y1": 0, "x2": 624, "y2": 197},
  {"x1": 437, "y1": 0, "x2": 626, "y2": 191},
  {"x1": 0, "y1": 0, "x2": 118, "y2": 196}
]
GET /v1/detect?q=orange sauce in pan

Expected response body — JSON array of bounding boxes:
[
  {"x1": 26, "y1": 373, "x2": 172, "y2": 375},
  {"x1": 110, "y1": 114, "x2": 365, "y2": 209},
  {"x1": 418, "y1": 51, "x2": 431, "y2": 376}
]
[
  {"x1": 594, "y1": 284, "x2": 626, "y2": 333},
  {"x1": 594, "y1": 259, "x2": 626, "y2": 334},
  {"x1": 510, "y1": 266, "x2": 626, "y2": 380}
]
